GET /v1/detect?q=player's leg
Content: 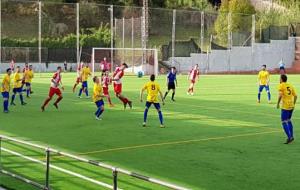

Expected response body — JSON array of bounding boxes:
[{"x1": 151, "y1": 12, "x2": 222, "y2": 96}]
[
  {"x1": 287, "y1": 110, "x2": 294, "y2": 142},
  {"x1": 190, "y1": 82, "x2": 195, "y2": 95},
  {"x1": 281, "y1": 109, "x2": 292, "y2": 144},
  {"x1": 265, "y1": 85, "x2": 271, "y2": 102},
  {"x1": 154, "y1": 103, "x2": 164, "y2": 127},
  {"x1": 104, "y1": 88, "x2": 113, "y2": 106},
  {"x1": 115, "y1": 84, "x2": 132, "y2": 109},
  {"x1": 257, "y1": 85, "x2": 264, "y2": 103},
  {"x1": 26, "y1": 83, "x2": 31, "y2": 97},
  {"x1": 10, "y1": 88, "x2": 17, "y2": 105},
  {"x1": 143, "y1": 102, "x2": 152, "y2": 127},
  {"x1": 164, "y1": 84, "x2": 170, "y2": 99},
  {"x1": 95, "y1": 100, "x2": 104, "y2": 120},
  {"x1": 84, "y1": 81, "x2": 89, "y2": 97},
  {"x1": 78, "y1": 82, "x2": 84, "y2": 97},
  {"x1": 171, "y1": 86, "x2": 176, "y2": 101},
  {"x1": 73, "y1": 79, "x2": 79, "y2": 93},
  {"x1": 53, "y1": 89, "x2": 63, "y2": 109},
  {"x1": 17, "y1": 88, "x2": 26, "y2": 105},
  {"x1": 2, "y1": 92, "x2": 9, "y2": 113},
  {"x1": 187, "y1": 82, "x2": 192, "y2": 94},
  {"x1": 41, "y1": 88, "x2": 54, "y2": 111}
]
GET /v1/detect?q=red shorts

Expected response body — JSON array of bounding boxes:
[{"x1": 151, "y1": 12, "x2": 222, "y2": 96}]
[
  {"x1": 114, "y1": 83, "x2": 122, "y2": 95},
  {"x1": 76, "y1": 77, "x2": 81, "y2": 84},
  {"x1": 103, "y1": 87, "x2": 109, "y2": 96},
  {"x1": 49, "y1": 87, "x2": 62, "y2": 98}
]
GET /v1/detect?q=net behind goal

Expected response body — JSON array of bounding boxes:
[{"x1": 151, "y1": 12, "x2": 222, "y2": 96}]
[{"x1": 91, "y1": 48, "x2": 158, "y2": 76}]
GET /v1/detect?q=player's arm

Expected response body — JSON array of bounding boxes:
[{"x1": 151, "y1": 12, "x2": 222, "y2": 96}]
[
  {"x1": 277, "y1": 91, "x2": 283, "y2": 109},
  {"x1": 166, "y1": 74, "x2": 169, "y2": 86},
  {"x1": 60, "y1": 80, "x2": 64, "y2": 90},
  {"x1": 140, "y1": 86, "x2": 146, "y2": 102},
  {"x1": 267, "y1": 73, "x2": 270, "y2": 85},
  {"x1": 197, "y1": 71, "x2": 200, "y2": 81},
  {"x1": 159, "y1": 89, "x2": 165, "y2": 105}
]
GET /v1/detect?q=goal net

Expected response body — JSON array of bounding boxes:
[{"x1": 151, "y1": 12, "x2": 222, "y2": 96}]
[{"x1": 91, "y1": 48, "x2": 158, "y2": 76}]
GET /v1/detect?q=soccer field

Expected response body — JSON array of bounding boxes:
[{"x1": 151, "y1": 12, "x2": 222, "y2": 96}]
[{"x1": 1, "y1": 73, "x2": 300, "y2": 190}]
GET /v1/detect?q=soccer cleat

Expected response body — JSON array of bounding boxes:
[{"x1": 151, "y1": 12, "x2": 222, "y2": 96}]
[
  {"x1": 27, "y1": 96, "x2": 31, "y2": 98},
  {"x1": 21, "y1": 102, "x2": 27, "y2": 106},
  {"x1": 41, "y1": 106, "x2": 45, "y2": 112},
  {"x1": 123, "y1": 102, "x2": 127, "y2": 110},
  {"x1": 78, "y1": 96, "x2": 82, "y2": 99},
  {"x1": 3, "y1": 110, "x2": 9, "y2": 113},
  {"x1": 257, "y1": 100, "x2": 260, "y2": 103},
  {"x1": 109, "y1": 104, "x2": 115, "y2": 107},
  {"x1": 171, "y1": 99, "x2": 175, "y2": 102},
  {"x1": 290, "y1": 137, "x2": 295, "y2": 143},
  {"x1": 95, "y1": 116, "x2": 102, "y2": 121},
  {"x1": 10, "y1": 102, "x2": 16, "y2": 106},
  {"x1": 86, "y1": 96, "x2": 91, "y2": 99},
  {"x1": 191, "y1": 93, "x2": 194, "y2": 96},
  {"x1": 30, "y1": 91, "x2": 34, "y2": 94},
  {"x1": 142, "y1": 122, "x2": 146, "y2": 127},
  {"x1": 160, "y1": 125, "x2": 165, "y2": 128},
  {"x1": 186, "y1": 92, "x2": 189, "y2": 95},
  {"x1": 128, "y1": 101, "x2": 133, "y2": 109},
  {"x1": 53, "y1": 103, "x2": 59, "y2": 109},
  {"x1": 284, "y1": 138, "x2": 293, "y2": 144}
]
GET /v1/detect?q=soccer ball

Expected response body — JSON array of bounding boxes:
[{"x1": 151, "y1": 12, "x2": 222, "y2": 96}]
[{"x1": 137, "y1": 71, "x2": 144, "y2": 78}]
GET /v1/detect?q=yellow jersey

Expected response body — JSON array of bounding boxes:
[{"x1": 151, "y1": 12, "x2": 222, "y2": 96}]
[
  {"x1": 81, "y1": 67, "x2": 91, "y2": 82},
  {"x1": 258, "y1": 70, "x2": 270, "y2": 85},
  {"x1": 93, "y1": 83, "x2": 103, "y2": 102},
  {"x1": 278, "y1": 82, "x2": 297, "y2": 110},
  {"x1": 1, "y1": 74, "x2": 11, "y2": 92},
  {"x1": 24, "y1": 70, "x2": 34, "y2": 83},
  {"x1": 143, "y1": 81, "x2": 161, "y2": 103},
  {"x1": 13, "y1": 72, "x2": 22, "y2": 88}
]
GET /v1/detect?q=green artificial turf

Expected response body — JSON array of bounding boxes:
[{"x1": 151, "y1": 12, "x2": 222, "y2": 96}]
[{"x1": 0, "y1": 73, "x2": 300, "y2": 190}]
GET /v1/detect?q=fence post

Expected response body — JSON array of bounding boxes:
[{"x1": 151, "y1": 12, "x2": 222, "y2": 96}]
[
  {"x1": 0, "y1": 137, "x2": 2, "y2": 170},
  {"x1": 38, "y1": 1, "x2": 42, "y2": 74},
  {"x1": 172, "y1": 9, "x2": 176, "y2": 66},
  {"x1": 110, "y1": 5, "x2": 114, "y2": 73},
  {"x1": 45, "y1": 148, "x2": 50, "y2": 190},
  {"x1": 113, "y1": 168, "x2": 118, "y2": 190}
]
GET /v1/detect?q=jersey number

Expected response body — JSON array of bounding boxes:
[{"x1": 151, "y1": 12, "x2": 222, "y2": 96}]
[
  {"x1": 287, "y1": 87, "x2": 291, "y2": 95},
  {"x1": 151, "y1": 85, "x2": 156, "y2": 90}
]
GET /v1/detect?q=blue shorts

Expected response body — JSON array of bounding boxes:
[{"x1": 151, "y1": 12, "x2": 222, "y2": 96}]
[
  {"x1": 82, "y1": 81, "x2": 88, "y2": 88},
  {"x1": 25, "y1": 82, "x2": 31, "y2": 87},
  {"x1": 145, "y1": 101, "x2": 161, "y2": 110},
  {"x1": 2, "y1": 92, "x2": 9, "y2": 98},
  {"x1": 95, "y1": 100, "x2": 104, "y2": 108},
  {"x1": 13, "y1": 88, "x2": 22, "y2": 93},
  {"x1": 281, "y1": 109, "x2": 294, "y2": 121},
  {"x1": 259, "y1": 85, "x2": 270, "y2": 92}
]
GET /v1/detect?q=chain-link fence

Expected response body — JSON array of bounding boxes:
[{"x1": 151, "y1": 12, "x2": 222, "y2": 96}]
[{"x1": 0, "y1": 0, "x2": 295, "y2": 74}]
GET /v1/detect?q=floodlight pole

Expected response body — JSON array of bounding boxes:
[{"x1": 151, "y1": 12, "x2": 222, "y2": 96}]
[
  {"x1": 131, "y1": 17, "x2": 134, "y2": 73},
  {"x1": 227, "y1": 12, "x2": 232, "y2": 73},
  {"x1": 110, "y1": 5, "x2": 114, "y2": 72},
  {"x1": 122, "y1": 17, "x2": 125, "y2": 63},
  {"x1": 76, "y1": 3, "x2": 80, "y2": 67},
  {"x1": 172, "y1": 9, "x2": 176, "y2": 66},
  {"x1": 200, "y1": 11, "x2": 204, "y2": 53},
  {"x1": 38, "y1": 1, "x2": 42, "y2": 74}
]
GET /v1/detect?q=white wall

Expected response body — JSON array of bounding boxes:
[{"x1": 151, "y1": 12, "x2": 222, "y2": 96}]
[{"x1": 170, "y1": 37, "x2": 295, "y2": 73}]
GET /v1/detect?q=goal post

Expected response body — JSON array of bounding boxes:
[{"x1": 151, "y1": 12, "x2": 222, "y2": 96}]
[{"x1": 91, "y1": 47, "x2": 158, "y2": 76}]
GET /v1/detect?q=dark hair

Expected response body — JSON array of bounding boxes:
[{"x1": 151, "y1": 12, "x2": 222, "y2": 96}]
[
  {"x1": 6, "y1": 68, "x2": 12, "y2": 73},
  {"x1": 16, "y1": 66, "x2": 20, "y2": 69},
  {"x1": 122, "y1": 63, "x2": 128, "y2": 68},
  {"x1": 57, "y1": 66, "x2": 62, "y2": 70},
  {"x1": 93, "y1": 76, "x2": 98, "y2": 83},
  {"x1": 262, "y1": 65, "x2": 266, "y2": 68},
  {"x1": 150, "y1": 74, "x2": 155, "y2": 81},
  {"x1": 172, "y1": 67, "x2": 176, "y2": 70},
  {"x1": 281, "y1": 74, "x2": 287, "y2": 82}
]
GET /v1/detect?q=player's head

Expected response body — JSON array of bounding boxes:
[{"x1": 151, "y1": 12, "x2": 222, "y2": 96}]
[
  {"x1": 280, "y1": 74, "x2": 288, "y2": 83},
  {"x1": 105, "y1": 70, "x2": 109, "y2": 76},
  {"x1": 194, "y1": 64, "x2": 199, "y2": 69},
  {"x1": 171, "y1": 67, "x2": 176, "y2": 73},
  {"x1": 6, "y1": 68, "x2": 12, "y2": 75},
  {"x1": 93, "y1": 76, "x2": 99, "y2": 83},
  {"x1": 25, "y1": 62, "x2": 28, "y2": 67},
  {"x1": 121, "y1": 63, "x2": 128, "y2": 70},
  {"x1": 57, "y1": 66, "x2": 62, "y2": 73},
  {"x1": 15, "y1": 66, "x2": 20, "y2": 73},
  {"x1": 85, "y1": 63, "x2": 89, "y2": 68},
  {"x1": 262, "y1": 65, "x2": 266, "y2": 70},
  {"x1": 150, "y1": 74, "x2": 155, "y2": 81},
  {"x1": 104, "y1": 57, "x2": 107, "y2": 61},
  {"x1": 29, "y1": 65, "x2": 33, "y2": 70}
]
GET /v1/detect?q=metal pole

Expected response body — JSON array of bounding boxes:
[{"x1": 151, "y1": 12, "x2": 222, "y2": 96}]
[
  {"x1": 227, "y1": 12, "x2": 232, "y2": 72},
  {"x1": 45, "y1": 148, "x2": 50, "y2": 190},
  {"x1": 251, "y1": 14, "x2": 256, "y2": 71},
  {"x1": 76, "y1": 3, "x2": 80, "y2": 67},
  {"x1": 131, "y1": 17, "x2": 134, "y2": 73},
  {"x1": 110, "y1": 5, "x2": 114, "y2": 73},
  {"x1": 172, "y1": 9, "x2": 176, "y2": 66},
  {"x1": 0, "y1": 137, "x2": 2, "y2": 170},
  {"x1": 0, "y1": 0, "x2": 2, "y2": 66},
  {"x1": 113, "y1": 168, "x2": 118, "y2": 190},
  {"x1": 122, "y1": 17, "x2": 125, "y2": 64},
  {"x1": 38, "y1": 1, "x2": 42, "y2": 74},
  {"x1": 200, "y1": 11, "x2": 204, "y2": 53}
]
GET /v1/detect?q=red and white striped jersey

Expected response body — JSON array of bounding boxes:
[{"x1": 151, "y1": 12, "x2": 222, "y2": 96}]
[
  {"x1": 51, "y1": 72, "x2": 61, "y2": 88},
  {"x1": 189, "y1": 69, "x2": 199, "y2": 81},
  {"x1": 102, "y1": 76, "x2": 111, "y2": 88},
  {"x1": 113, "y1": 67, "x2": 124, "y2": 84}
]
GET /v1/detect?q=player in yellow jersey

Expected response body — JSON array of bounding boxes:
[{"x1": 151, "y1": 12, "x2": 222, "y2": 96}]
[
  {"x1": 11, "y1": 66, "x2": 26, "y2": 106},
  {"x1": 140, "y1": 74, "x2": 165, "y2": 128},
  {"x1": 93, "y1": 76, "x2": 106, "y2": 120},
  {"x1": 1, "y1": 68, "x2": 12, "y2": 113},
  {"x1": 78, "y1": 63, "x2": 91, "y2": 98},
  {"x1": 24, "y1": 65, "x2": 34, "y2": 98},
  {"x1": 257, "y1": 65, "x2": 271, "y2": 103},
  {"x1": 277, "y1": 75, "x2": 297, "y2": 144}
]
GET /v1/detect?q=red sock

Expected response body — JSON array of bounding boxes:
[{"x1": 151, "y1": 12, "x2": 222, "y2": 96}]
[
  {"x1": 54, "y1": 96, "x2": 63, "y2": 105},
  {"x1": 119, "y1": 96, "x2": 128, "y2": 104},
  {"x1": 43, "y1": 98, "x2": 51, "y2": 107}
]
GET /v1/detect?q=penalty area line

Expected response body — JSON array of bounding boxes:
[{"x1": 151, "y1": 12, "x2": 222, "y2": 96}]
[{"x1": 78, "y1": 130, "x2": 281, "y2": 156}]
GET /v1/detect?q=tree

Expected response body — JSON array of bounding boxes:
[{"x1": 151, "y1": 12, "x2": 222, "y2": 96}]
[{"x1": 214, "y1": 0, "x2": 255, "y2": 46}]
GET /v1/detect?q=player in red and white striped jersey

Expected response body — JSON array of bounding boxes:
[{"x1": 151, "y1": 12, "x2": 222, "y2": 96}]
[
  {"x1": 72, "y1": 62, "x2": 84, "y2": 93},
  {"x1": 112, "y1": 63, "x2": 132, "y2": 109},
  {"x1": 101, "y1": 70, "x2": 114, "y2": 107},
  {"x1": 187, "y1": 64, "x2": 200, "y2": 95},
  {"x1": 41, "y1": 67, "x2": 64, "y2": 111}
]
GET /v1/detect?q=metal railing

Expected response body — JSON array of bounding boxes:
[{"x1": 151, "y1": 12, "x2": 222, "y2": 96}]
[{"x1": 0, "y1": 135, "x2": 191, "y2": 190}]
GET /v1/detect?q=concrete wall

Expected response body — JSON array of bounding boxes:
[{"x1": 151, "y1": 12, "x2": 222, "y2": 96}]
[
  {"x1": 170, "y1": 37, "x2": 295, "y2": 73},
  {"x1": 0, "y1": 63, "x2": 78, "y2": 73}
]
